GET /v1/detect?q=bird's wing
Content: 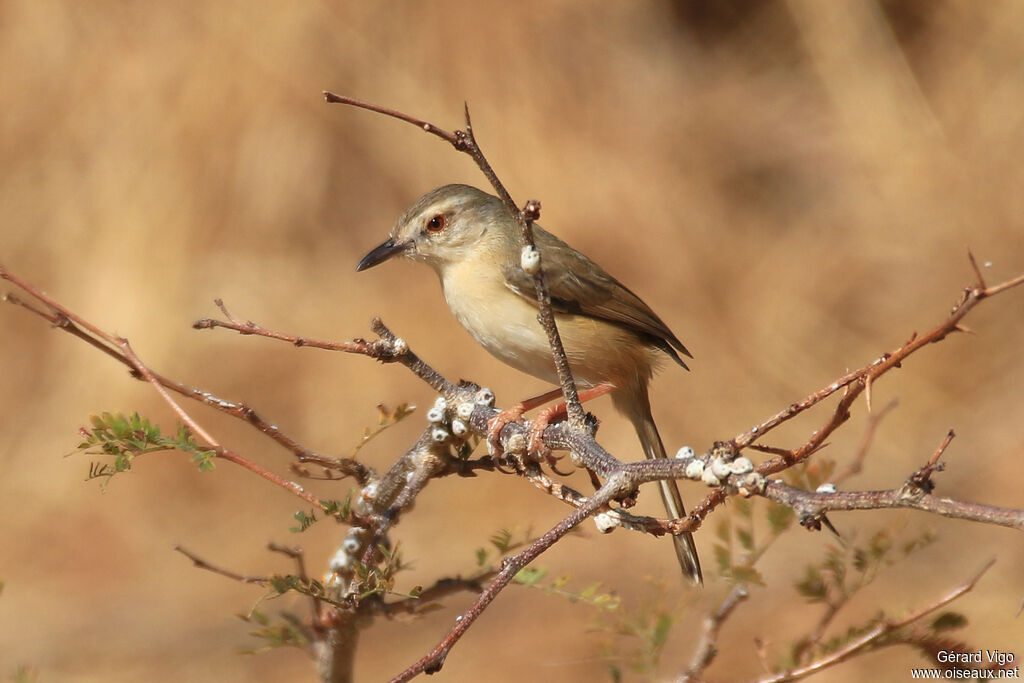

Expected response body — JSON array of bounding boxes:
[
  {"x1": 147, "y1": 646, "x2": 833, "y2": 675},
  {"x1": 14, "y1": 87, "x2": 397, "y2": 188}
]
[{"x1": 501, "y1": 226, "x2": 691, "y2": 368}]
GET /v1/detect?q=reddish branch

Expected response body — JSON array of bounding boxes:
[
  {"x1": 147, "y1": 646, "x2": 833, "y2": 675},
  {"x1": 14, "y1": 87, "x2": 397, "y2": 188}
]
[{"x1": 0, "y1": 265, "x2": 362, "y2": 504}]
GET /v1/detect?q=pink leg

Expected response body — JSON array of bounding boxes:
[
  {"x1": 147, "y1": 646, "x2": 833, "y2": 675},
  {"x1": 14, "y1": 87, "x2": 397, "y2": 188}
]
[
  {"x1": 526, "y1": 384, "x2": 615, "y2": 456},
  {"x1": 487, "y1": 388, "x2": 564, "y2": 458},
  {"x1": 487, "y1": 385, "x2": 616, "y2": 458}
]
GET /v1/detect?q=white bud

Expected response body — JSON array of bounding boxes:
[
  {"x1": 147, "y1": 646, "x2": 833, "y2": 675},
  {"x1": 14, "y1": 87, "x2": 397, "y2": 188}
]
[
  {"x1": 361, "y1": 481, "x2": 380, "y2": 502},
  {"x1": 711, "y1": 458, "x2": 731, "y2": 479},
  {"x1": 456, "y1": 402, "x2": 475, "y2": 420},
  {"x1": 432, "y1": 396, "x2": 448, "y2": 412},
  {"x1": 675, "y1": 446, "x2": 695, "y2": 460},
  {"x1": 701, "y1": 468, "x2": 721, "y2": 486},
  {"x1": 816, "y1": 482, "x2": 837, "y2": 494},
  {"x1": 431, "y1": 427, "x2": 449, "y2": 442},
  {"x1": 475, "y1": 388, "x2": 495, "y2": 406},
  {"x1": 391, "y1": 337, "x2": 408, "y2": 355},
  {"x1": 329, "y1": 551, "x2": 351, "y2": 572},
  {"x1": 342, "y1": 536, "x2": 360, "y2": 553},
  {"x1": 426, "y1": 407, "x2": 445, "y2": 423},
  {"x1": 739, "y1": 473, "x2": 766, "y2": 496},
  {"x1": 685, "y1": 459, "x2": 705, "y2": 479},
  {"x1": 729, "y1": 457, "x2": 753, "y2": 474},
  {"x1": 594, "y1": 512, "x2": 618, "y2": 533},
  {"x1": 451, "y1": 419, "x2": 468, "y2": 436},
  {"x1": 520, "y1": 245, "x2": 541, "y2": 275}
]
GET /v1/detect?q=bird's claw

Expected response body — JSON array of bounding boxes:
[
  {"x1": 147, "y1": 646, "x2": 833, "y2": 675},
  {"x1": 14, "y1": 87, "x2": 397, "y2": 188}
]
[{"x1": 487, "y1": 406, "x2": 525, "y2": 460}]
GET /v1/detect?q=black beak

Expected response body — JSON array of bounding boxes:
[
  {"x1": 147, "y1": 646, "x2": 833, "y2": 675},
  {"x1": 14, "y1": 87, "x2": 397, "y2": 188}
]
[{"x1": 356, "y1": 237, "x2": 410, "y2": 272}]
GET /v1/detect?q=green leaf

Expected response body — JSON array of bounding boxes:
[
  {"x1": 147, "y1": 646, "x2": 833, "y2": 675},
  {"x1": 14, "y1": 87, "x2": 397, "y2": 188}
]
[
  {"x1": 931, "y1": 612, "x2": 968, "y2": 632},
  {"x1": 795, "y1": 565, "x2": 827, "y2": 601},
  {"x1": 766, "y1": 502, "x2": 795, "y2": 533},
  {"x1": 713, "y1": 543, "x2": 732, "y2": 573},
  {"x1": 728, "y1": 565, "x2": 765, "y2": 586},
  {"x1": 737, "y1": 528, "x2": 754, "y2": 552},
  {"x1": 490, "y1": 529, "x2": 513, "y2": 553},
  {"x1": 192, "y1": 450, "x2": 216, "y2": 471},
  {"x1": 290, "y1": 509, "x2": 317, "y2": 533},
  {"x1": 651, "y1": 612, "x2": 672, "y2": 649},
  {"x1": 514, "y1": 567, "x2": 546, "y2": 586}
]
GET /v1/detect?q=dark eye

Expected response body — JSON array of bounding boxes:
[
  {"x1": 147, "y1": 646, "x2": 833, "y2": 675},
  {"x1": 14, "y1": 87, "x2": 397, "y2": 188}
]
[{"x1": 426, "y1": 214, "x2": 446, "y2": 233}]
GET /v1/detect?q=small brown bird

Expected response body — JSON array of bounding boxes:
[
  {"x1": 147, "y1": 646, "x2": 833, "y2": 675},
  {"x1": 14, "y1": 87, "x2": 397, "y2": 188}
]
[{"x1": 358, "y1": 184, "x2": 702, "y2": 584}]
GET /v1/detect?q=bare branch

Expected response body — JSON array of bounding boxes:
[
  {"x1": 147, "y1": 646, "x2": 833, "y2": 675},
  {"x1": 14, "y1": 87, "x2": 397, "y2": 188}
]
[
  {"x1": 833, "y1": 398, "x2": 898, "y2": 486},
  {"x1": 680, "y1": 584, "x2": 750, "y2": 681},
  {"x1": 389, "y1": 472, "x2": 634, "y2": 682},
  {"x1": 1, "y1": 266, "x2": 348, "y2": 506},
  {"x1": 754, "y1": 559, "x2": 995, "y2": 682},
  {"x1": 760, "y1": 478, "x2": 1024, "y2": 531},
  {"x1": 174, "y1": 545, "x2": 269, "y2": 585}
]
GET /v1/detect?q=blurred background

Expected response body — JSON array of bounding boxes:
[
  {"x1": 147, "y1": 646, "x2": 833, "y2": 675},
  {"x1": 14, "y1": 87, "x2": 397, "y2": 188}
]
[{"x1": 2, "y1": 1, "x2": 1022, "y2": 681}]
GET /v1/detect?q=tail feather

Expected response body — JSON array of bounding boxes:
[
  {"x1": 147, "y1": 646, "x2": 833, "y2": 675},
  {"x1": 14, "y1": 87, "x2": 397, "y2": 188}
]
[{"x1": 615, "y1": 388, "x2": 703, "y2": 585}]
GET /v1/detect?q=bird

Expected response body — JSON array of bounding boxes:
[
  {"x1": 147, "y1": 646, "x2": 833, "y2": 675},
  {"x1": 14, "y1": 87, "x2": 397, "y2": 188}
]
[{"x1": 356, "y1": 184, "x2": 702, "y2": 584}]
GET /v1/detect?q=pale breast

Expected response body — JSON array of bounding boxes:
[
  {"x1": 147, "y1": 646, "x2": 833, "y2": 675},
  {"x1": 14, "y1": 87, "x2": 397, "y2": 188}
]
[{"x1": 439, "y1": 258, "x2": 660, "y2": 389}]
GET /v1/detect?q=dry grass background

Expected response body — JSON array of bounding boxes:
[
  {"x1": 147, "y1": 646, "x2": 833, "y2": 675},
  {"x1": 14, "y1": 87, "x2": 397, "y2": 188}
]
[{"x1": 2, "y1": 1, "x2": 1023, "y2": 681}]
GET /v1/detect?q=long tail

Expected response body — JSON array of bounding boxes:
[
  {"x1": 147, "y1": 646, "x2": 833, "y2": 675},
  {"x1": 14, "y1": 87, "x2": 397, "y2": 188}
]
[{"x1": 615, "y1": 387, "x2": 703, "y2": 585}]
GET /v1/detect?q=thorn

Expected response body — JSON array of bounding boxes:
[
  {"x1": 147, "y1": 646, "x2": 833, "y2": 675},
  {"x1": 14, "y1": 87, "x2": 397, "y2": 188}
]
[
  {"x1": 821, "y1": 514, "x2": 841, "y2": 537},
  {"x1": 953, "y1": 323, "x2": 976, "y2": 335},
  {"x1": 967, "y1": 249, "x2": 987, "y2": 289}
]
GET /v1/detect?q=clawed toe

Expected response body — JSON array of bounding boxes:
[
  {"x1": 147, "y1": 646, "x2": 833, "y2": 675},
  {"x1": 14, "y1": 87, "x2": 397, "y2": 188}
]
[{"x1": 486, "y1": 406, "x2": 525, "y2": 459}]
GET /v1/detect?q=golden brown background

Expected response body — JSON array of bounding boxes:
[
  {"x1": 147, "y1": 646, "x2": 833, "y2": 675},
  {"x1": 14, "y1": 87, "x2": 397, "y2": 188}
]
[{"x1": 2, "y1": 2, "x2": 1022, "y2": 681}]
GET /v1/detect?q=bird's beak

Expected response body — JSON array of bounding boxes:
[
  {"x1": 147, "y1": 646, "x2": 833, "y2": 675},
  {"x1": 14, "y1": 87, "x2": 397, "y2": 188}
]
[{"x1": 356, "y1": 237, "x2": 411, "y2": 271}]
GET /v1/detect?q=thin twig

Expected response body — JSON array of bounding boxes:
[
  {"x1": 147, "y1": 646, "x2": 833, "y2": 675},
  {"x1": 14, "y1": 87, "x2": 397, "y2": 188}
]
[
  {"x1": 1, "y1": 266, "x2": 343, "y2": 506},
  {"x1": 268, "y1": 542, "x2": 325, "y2": 629},
  {"x1": 908, "y1": 429, "x2": 955, "y2": 490},
  {"x1": 373, "y1": 575, "x2": 490, "y2": 619},
  {"x1": 833, "y1": 398, "x2": 898, "y2": 487},
  {"x1": 175, "y1": 545, "x2": 269, "y2": 584},
  {"x1": 760, "y1": 476, "x2": 1024, "y2": 531},
  {"x1": 388, "y1": 471, "x2": 635, "y2": 682},
  {"x1": 755, "y1": 559, "x2": 995, "y2": 682},
  {"x1": 680, "y1": 584, "x2": 750, "y2": 681}
]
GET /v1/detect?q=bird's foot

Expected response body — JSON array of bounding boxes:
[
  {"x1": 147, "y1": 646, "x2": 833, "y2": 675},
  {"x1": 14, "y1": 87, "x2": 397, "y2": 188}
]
[
  {"x1": 527, "y1": 402, "x2": 564, "y2": 462},
  {"x1": 486, "y1": 405, "x2": 526, "y2": 460}
]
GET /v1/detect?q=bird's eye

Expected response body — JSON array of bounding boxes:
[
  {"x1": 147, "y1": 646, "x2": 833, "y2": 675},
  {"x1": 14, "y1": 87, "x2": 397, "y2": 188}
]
[{"x1": 426, "y1": 214, "x2": 446, "y2": 233}]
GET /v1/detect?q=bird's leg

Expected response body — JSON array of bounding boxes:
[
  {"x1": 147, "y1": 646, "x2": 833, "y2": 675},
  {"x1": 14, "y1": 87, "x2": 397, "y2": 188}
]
[
  {"x1": 525, "y1": 383, "x2": 615, "y2": 461},
  {"x1": 487, "y1": 384, "x2": 615, "y2": 462},
  {"x1": 487, "y1": 387, "x2": 564, "y2": 460}
]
